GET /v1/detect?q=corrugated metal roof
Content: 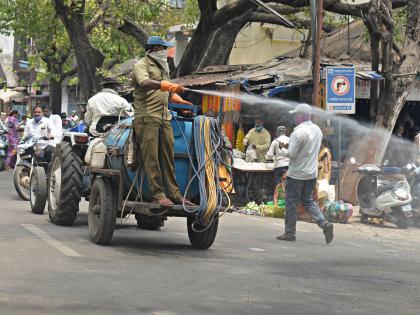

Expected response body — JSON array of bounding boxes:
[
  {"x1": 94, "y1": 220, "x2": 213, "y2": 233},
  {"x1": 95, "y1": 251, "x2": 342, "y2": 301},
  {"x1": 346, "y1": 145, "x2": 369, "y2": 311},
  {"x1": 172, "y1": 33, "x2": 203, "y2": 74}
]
[{"x1": 173, "y1": 56, "x2": 372, "y2": 87}]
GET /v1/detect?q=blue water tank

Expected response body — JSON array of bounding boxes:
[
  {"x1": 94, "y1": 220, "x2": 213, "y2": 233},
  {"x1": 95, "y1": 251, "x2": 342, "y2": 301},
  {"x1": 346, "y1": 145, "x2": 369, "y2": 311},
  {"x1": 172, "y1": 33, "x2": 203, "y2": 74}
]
[{"x1": 105, "y1": 117, "x2": 198, "y2": 200}]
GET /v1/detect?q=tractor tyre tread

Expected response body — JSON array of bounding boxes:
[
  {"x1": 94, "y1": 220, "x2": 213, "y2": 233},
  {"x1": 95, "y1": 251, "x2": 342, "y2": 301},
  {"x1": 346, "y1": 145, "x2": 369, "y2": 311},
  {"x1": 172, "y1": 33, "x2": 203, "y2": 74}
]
[{"x1": 48, "y1": 142, "x2": 83, "y2": 226}]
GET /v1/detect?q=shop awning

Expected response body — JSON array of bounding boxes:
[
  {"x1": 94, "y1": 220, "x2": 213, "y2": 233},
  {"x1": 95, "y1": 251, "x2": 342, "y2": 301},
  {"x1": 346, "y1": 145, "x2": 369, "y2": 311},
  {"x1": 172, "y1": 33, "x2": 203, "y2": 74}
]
[{"x1": 356, "y1": 71, "x2": 382, "y2": 80}]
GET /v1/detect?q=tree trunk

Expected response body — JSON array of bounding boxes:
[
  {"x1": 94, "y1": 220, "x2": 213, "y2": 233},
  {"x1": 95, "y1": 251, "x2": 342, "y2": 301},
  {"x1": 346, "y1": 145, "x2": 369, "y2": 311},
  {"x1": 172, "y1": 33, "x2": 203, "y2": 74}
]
[
  {"x1": 197, "y1": 13, "x2": 251, "y2": 69},
  {"x1": 176, "y1": 15, "x2": 216, "y2": 77},
  {"x1": 49, "y1": 78, "x2": 63, "y2": 114},
  {"x1": 52, "y1": 0, "x2": 105, "y2": 102}
]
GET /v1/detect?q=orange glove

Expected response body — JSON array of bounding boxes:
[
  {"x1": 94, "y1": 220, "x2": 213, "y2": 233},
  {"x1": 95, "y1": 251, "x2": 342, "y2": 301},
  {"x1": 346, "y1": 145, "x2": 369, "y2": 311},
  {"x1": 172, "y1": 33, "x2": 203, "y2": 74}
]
[
  {"x1": 161, "y1": 80, "x2": 185, "y2": 94},
  {"x1": 170, "y1": 93, "x2": 193, "y2": 105}
]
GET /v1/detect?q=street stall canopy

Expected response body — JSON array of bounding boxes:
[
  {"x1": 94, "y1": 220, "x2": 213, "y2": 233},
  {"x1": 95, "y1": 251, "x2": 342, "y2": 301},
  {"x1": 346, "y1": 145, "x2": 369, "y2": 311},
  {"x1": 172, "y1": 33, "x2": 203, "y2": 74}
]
[{"x1": 173, "y1": 56, "x2": 372, "y2": 90}]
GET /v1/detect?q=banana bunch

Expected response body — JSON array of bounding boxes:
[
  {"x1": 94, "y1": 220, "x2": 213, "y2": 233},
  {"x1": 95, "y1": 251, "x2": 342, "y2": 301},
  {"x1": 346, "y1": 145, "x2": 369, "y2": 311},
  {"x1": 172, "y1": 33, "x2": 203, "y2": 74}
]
[{"x1": 235, "y1": 126, "x2": 245, "y2": 152}]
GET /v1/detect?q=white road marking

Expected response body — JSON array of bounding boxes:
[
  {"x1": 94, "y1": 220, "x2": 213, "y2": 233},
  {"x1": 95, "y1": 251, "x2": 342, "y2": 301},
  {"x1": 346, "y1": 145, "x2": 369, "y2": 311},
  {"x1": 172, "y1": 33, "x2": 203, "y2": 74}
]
[
  {"x1": 21, "y1": 224, "x2": 82, "y2": 257},
  {"x1": 249, "y1": 248, "x2": 268, "y2": 252},
  {"x1": 344, "y1": 241, "x2": 364, "y2": 248}
]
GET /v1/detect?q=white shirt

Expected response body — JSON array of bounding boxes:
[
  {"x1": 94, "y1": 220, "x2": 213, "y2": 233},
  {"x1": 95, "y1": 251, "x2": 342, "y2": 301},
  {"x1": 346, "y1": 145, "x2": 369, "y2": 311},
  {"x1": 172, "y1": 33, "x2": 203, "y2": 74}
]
[
  {"x1": 85, "y1": 88, "x2": 133, "y2": 136},
  {"x1": 49, "y1": 114, "x2": 64, "y2": 144},
  {"x1": 266, "y1": 135, "x2": 290, "y2": 168},
  {"x1": 279, "y1": 121, "x2": 323, "y2": 180},
  {"x1": 23, "y1": 117, "x2": 57, "y2": 149}
]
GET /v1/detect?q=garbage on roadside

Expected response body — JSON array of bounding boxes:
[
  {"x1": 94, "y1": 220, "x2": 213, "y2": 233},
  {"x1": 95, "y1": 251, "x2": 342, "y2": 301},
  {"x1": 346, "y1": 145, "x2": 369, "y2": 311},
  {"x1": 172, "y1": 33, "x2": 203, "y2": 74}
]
[
  {"x1": 323, "y1": 201, "x2": 353, "y2": 224},
  {"x1": 261, "y1": 200, "x2": 285, "y2": 218},
  {"x1": 236, "y1": 201, "x2": 262, "y2": 216}
]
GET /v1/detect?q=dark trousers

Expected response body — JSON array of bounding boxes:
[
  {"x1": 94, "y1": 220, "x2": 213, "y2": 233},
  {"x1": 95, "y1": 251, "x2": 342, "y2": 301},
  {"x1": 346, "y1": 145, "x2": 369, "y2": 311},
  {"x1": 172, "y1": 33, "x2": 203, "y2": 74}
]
[
  {"x1": 285, "y1": 176, "x2": 327, "y2": 237},
  {"x1": 133, "y1": 117, "x2": 182, "y2": 201}
]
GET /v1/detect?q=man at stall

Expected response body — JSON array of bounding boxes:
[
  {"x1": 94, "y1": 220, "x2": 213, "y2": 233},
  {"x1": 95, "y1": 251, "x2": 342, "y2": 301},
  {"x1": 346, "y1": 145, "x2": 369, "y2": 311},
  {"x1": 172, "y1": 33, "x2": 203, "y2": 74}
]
[
  {"x1": 243, "y1": 118, "x2": 271, "y2": 162},
  {"x1": 132, "y1": 35, "x2": 194, "y2": 208},
  {"x1": 266, "y1": 125, "x2": 289, "y2": 204},
  {"x1": 84, "y1": 77, "x2": 133, "y2": 136},
  {"x1": 276, "y1": 103, "x2": 334, "y2": 244}
]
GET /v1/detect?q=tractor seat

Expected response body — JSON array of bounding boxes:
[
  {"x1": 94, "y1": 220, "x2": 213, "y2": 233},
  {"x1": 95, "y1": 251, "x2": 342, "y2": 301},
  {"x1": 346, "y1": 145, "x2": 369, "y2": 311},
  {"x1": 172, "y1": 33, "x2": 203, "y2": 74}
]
[{"x1": 96, "y1": 116, "x2": 119, "y2": 134}]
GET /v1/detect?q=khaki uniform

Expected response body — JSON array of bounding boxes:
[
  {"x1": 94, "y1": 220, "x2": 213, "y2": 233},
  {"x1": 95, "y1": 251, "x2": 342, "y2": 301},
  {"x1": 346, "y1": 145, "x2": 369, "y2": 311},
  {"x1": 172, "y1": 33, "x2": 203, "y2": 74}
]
[
  {"x1": 243, "y1": 127, "x2": 271, "y2": 162},
  {"x1": 132, "y1": 55, "x2": 182, "y2": 201}
]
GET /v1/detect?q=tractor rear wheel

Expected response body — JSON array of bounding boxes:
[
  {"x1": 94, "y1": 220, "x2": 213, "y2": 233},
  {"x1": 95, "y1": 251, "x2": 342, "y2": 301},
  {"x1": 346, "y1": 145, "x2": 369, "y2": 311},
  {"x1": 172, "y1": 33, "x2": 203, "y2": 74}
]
[{"x1": 48, "y1": 142, "x2": 83, "y2": 226}]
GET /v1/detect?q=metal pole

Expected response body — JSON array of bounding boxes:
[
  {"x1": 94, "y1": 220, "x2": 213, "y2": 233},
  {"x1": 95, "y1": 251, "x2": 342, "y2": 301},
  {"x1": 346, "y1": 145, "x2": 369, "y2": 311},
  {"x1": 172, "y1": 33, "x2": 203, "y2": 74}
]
[
  {"x1": 311, "y1": 0, "x2": 323, "y2": 107},
  {"x1": 337, "y1": 119, "x2": 342, "y2": 201},
  {"x1": 347, "y1": 15, "x2": 350, "y2": 55}
]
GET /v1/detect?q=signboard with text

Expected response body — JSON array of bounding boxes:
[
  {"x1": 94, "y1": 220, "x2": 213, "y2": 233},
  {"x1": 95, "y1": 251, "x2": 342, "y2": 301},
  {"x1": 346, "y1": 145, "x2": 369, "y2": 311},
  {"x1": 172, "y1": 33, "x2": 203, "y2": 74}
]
[{"x1": 326, "y1": 67, "x2": 356, "y2": 114}]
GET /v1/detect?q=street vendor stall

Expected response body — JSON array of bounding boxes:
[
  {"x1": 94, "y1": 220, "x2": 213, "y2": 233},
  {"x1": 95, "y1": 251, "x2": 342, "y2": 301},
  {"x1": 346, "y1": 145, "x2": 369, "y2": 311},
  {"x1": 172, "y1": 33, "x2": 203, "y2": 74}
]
[{"x1": 232, "y1": 153, "x2": 276, "y2": 205}]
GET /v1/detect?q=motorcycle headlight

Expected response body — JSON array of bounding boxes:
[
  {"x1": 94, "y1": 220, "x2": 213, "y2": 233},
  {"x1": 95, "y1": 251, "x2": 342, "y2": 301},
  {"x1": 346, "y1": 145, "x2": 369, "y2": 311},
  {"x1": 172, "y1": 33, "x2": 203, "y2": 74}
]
[{"x1": 392, "y1": 189, "x2": 410, "y2": 201}]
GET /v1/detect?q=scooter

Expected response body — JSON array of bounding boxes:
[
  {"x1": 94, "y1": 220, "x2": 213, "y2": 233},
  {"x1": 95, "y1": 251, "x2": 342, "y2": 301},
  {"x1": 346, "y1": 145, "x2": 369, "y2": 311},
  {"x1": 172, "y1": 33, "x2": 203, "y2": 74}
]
[
  {"x1": 403, "y1": 163, "x2": 420, "y2": 227},
  {"x1": 351, "y1": 158, "x2": 414, "y2": 228},
  {"x1": 0, "y1": 130, "x2": 7, "y2": 171}
]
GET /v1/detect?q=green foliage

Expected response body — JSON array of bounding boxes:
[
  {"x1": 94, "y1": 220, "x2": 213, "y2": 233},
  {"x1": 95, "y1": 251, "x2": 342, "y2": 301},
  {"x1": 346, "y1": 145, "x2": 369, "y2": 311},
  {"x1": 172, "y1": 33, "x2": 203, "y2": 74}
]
[
  {"x1": 184, "y1": 0, "x2": 200, "y2": 24},
  {"x1": 393, "y1": 7, "x2": 407, "y2": 44}
]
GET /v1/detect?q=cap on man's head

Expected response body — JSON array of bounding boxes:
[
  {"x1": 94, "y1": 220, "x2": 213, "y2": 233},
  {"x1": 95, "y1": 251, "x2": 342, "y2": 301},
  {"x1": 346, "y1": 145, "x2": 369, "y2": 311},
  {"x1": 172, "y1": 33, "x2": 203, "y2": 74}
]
[
  {"x1": 100, "y1": 76, "x2": 120, "y2": 86},
  {"x1": 147, "y1": 36, "x2": 174, "y2": 48},
  {"x1": 289, "y1": 103, "x2": 312, "y2": 115}
]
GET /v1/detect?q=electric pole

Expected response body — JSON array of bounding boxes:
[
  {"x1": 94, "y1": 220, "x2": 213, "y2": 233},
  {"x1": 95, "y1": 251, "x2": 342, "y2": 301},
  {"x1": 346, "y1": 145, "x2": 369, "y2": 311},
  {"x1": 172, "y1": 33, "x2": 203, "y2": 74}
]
[{"x1": 311, "y1": 0, "x2": 323, "y2": 107}]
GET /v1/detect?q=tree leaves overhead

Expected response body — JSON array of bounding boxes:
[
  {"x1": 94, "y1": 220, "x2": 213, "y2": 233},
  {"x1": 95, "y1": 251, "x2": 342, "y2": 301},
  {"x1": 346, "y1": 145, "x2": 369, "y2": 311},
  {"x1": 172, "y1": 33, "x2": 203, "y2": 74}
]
[{"x1": 0, "y1": 0, "x2": 176, "y2": 86}]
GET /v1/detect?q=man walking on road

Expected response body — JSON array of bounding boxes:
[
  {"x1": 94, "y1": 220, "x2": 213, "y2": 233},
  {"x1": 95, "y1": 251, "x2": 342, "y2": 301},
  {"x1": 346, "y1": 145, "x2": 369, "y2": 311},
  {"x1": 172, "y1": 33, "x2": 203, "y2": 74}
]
[{"x1": 276, "y1": 103, "x2": 333, "y2": 244}]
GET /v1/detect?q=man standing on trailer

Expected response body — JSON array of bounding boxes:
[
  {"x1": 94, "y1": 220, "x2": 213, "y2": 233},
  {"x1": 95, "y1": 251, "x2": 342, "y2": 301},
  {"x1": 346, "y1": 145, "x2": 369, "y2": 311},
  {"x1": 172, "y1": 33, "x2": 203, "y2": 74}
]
[{"x1": 132, "y1": 36, "x2": 193, "y2": 208}]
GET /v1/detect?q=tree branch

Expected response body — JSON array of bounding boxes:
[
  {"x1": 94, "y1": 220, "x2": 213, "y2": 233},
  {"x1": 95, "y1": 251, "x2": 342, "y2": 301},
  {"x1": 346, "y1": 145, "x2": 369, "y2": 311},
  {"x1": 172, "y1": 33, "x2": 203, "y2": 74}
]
[
  {"x1": 250, "y1": 12, "x2": 336, "y2": 32},
  {"x1": 85, "y1": 0, "x2": 111, "y2": 34},
  {"x1": 62, "y1": 66, "x2": 78, "y2": 80},
  {"x1": 117, "y1": 18, "x2": 149, "y2": 47}
]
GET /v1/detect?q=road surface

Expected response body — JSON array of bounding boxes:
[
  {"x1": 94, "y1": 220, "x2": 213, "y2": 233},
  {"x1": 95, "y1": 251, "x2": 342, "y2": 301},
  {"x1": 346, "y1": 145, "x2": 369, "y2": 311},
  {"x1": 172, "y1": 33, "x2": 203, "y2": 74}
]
[{"x1": 0, "y1": 170, "x2": 419, "y2": 314}]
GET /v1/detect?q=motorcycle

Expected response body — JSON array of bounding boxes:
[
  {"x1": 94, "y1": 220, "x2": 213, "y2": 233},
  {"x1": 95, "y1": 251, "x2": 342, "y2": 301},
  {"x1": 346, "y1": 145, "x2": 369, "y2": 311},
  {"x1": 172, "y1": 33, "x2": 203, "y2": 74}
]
[
  {"x1": 0, "y1": 130, "x2": 7, "y2": 171},
  {"x1": 13, "y1": 137, "x2": 51, "y2": 214},
  {"x1": 404, "y1": 163, "x2": 420, "y2": 227},
  {"x1": 351, "y1": 158, "x2": 414, "y2": 228}
]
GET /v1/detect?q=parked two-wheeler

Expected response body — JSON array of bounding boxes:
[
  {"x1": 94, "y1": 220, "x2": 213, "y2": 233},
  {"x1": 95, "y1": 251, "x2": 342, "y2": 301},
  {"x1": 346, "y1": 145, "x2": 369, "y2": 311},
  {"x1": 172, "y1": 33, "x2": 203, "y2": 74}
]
[
  {"x1": 351, "y1": 158, "x2": 414, "y2": 228},
  {"x1": 0, "y1": 130, "x2": 7, "y2": 171},
  {"x1": 403, "y1": 163, "x2": 420, "y2": 227}
]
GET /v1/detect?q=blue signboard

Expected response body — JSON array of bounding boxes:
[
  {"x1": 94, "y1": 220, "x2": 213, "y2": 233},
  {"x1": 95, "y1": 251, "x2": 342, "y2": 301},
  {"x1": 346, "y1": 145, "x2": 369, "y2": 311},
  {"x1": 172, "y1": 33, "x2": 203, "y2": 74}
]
[{"x1": 326, "y1": 67, "x2": 356, "y2": 114}]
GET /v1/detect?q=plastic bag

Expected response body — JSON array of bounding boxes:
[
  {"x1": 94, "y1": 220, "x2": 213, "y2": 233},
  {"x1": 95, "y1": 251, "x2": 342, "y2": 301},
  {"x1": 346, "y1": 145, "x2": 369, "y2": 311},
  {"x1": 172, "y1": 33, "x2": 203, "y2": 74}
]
[
  {"x1": 323, "y1": 201, "x2": 353, "y2": 223},
  {"x1": 246, "y1": 145, "x2": 257, "y2": 162},
  {"x1": 124, "y1": 129, "x2": 138, "y2": 171}
]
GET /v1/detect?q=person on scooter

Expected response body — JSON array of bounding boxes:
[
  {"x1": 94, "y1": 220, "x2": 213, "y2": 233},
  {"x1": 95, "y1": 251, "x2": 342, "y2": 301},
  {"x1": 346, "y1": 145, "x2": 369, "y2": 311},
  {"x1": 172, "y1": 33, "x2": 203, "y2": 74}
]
[
  {"x1": 23, "y1": 105, "x2": 56, "y2": 163},
  {"x1": 84, "y1": 77, "x2": 133, "y2": 136},
  {"x1": 275, "y1": 103, "x2": 334, "y2": 244},
  {"x1": 132, "y1": 35, "x2": 194, "y2": 208}
]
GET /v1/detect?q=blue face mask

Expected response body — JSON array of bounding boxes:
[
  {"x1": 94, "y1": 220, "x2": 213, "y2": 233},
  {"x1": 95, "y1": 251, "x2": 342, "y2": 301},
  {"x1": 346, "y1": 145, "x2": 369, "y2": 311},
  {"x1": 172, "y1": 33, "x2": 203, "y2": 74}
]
[
  {"x1": 34, "y1": 115, "x2": 42, "y2": 123},
  {"x1": 255, "y1": 125, "x2": 263, "y2": 132}
]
